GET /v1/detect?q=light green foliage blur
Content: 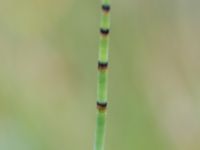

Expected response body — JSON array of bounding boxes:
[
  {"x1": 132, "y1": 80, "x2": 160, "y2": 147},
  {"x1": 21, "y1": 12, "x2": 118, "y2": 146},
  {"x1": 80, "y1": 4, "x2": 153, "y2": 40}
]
[{"x1": 0, "y1": 0, "x2": 200, "y2": 150}]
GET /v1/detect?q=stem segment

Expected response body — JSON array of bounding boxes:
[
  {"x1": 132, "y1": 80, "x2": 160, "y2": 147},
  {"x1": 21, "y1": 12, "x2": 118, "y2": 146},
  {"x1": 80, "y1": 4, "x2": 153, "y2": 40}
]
[{"x1": 94, "y1": 0, "x2": 111, "y2": 150}]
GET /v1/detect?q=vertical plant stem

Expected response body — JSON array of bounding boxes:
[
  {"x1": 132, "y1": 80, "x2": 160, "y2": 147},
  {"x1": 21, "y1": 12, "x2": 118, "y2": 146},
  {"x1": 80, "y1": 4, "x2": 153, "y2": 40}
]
[{"x1": 94, "y1": 0, "x2": 111, "y2": 150}]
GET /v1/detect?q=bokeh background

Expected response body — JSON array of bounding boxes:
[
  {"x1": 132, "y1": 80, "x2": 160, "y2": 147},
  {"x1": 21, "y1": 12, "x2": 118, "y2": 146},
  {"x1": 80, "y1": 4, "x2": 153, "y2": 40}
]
[{"x1": 0, "y1": 0, "x2": 200, "y2": 150}]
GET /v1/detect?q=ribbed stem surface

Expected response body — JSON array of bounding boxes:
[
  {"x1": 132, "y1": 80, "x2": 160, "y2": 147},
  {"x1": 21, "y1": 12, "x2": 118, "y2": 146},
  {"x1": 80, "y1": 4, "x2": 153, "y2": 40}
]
[{"x1": 94, "y1": 0, "x2": 111, "y2": 150}]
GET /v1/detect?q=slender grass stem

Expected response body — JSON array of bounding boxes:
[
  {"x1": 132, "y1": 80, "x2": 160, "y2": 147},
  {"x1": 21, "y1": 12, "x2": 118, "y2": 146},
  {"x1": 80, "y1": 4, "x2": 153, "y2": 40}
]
[{"x1": 94, "y1": 0, "x2": 111, "y2": 150}]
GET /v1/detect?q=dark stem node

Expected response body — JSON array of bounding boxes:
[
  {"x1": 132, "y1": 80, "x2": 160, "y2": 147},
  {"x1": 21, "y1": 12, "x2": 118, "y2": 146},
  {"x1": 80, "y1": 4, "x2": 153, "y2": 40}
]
[
  {"x1": 100, "y1": 28, "x2": 110, "y2": 36},
  {"x1": 98, "y1": 61, "x2": 108, "y2": 70},
  {"x1": 102, "y1": 4, "x2": 111, "y2": 12},
  {"x1": 97, "y1": 102, "x2": 108, "y2": 111}
]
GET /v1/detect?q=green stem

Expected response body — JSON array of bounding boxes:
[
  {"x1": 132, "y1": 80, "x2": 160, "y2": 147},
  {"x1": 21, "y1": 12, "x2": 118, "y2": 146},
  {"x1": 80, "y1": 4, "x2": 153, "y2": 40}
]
[{"x1": 94, "y1": 0, "x2": 111, "y2": 150}]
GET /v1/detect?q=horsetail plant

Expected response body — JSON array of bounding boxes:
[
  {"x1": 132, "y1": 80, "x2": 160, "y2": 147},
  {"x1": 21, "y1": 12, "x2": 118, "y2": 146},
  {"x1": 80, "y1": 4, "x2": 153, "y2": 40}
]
[{"x1": 94, "y1": 0, "x2": 111, "y2": 150}]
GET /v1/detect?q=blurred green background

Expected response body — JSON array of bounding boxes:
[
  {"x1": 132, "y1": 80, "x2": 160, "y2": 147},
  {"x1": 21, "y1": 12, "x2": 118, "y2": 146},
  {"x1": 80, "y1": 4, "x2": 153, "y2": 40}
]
[{"x1": 0, "y1": 0, "x2": 200, "y2": 150}]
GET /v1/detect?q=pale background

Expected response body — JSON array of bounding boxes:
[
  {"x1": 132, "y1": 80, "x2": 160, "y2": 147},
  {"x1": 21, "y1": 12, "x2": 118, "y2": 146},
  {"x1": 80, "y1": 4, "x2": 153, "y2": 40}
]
[{"x1": 0, "y1": 0, "x2": 200, "y2": 150}]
